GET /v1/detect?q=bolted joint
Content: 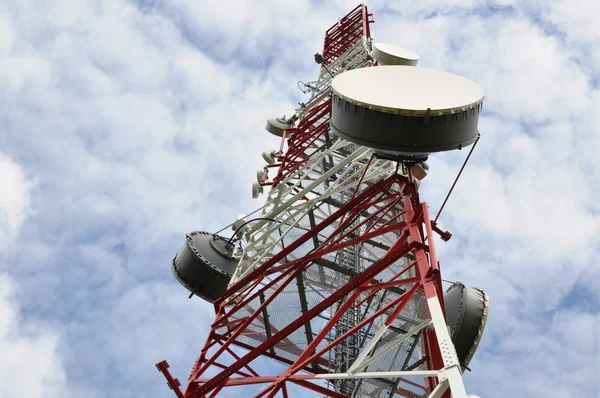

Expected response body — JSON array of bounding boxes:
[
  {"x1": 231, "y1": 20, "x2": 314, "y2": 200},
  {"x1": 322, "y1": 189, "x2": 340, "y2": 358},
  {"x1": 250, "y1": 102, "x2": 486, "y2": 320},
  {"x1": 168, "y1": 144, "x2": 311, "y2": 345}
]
[
  {"x1": 431, "y1": 221, "x2": 452, "y2": 242},
  {"x1": 156, "y1": 360, "x2": 184, "y2": 398},
  {"x1": 156, "y1": 360, "x2": 169, "y2": 372}
]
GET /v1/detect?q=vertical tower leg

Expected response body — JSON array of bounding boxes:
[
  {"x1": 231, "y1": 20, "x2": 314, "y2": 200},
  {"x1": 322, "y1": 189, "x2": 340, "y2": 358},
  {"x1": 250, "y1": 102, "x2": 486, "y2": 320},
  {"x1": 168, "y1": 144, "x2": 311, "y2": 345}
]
[{"x1": 170, "y1": 174, "x2": 467, "y2": 398}]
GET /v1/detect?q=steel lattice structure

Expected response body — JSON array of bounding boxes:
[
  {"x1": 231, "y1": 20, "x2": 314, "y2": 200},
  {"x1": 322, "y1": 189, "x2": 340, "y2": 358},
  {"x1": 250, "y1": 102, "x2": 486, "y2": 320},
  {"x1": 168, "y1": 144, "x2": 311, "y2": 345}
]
[{"x1": 158, "y1": 4, "x2": 479, "y2": 398}]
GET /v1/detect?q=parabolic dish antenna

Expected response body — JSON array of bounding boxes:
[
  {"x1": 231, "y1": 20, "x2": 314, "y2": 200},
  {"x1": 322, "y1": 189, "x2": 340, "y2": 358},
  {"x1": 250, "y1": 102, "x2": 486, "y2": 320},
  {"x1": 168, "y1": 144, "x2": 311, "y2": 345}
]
[
  {"x1": 261, "y1": 150, "x2": 277, "y2": 164},
  {"x1": 331, "y1": 66, "x2": 484, "y2": 159},
  {"x1": 171, "y1": 232, "x2": 238, "y2": 303},
  {"x1": 265, "y1": 117, "x2": 291, "y2": 137},
  {"x1": 444, "y1": 282, "x2": 489, "y2": 371},
  {"x1": 371, "y1": 42, "x2": 420, "y2": 66},
  {"x1": 251, "y1": 181, "x2": 263, "y2": 198}
]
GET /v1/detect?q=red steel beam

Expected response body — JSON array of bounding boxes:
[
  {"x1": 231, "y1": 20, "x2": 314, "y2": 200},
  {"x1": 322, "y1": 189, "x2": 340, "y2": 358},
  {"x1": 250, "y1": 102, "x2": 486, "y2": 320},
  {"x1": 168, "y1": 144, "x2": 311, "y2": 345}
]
[{"x1": 188, "y1": 178, "x2": 420, "y2": 396}]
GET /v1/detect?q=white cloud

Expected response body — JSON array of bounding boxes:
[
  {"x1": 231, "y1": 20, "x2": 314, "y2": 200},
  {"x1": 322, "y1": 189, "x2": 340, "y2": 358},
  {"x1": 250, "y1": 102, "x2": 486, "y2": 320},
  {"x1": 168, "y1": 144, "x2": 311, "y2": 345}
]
[
  {"x1": 374, "y1": 3, "x2": 599, "y2": 395},
  {"x1": 0, "y1": 54, "x2": 52, "y2": 92},
  {"x1": 0, "y1": 275, "x2": 68, "y2": 398},
  {"x1": 0, "y1": 276, "x2": 68, "y2": 397},
  {"x1": 467, "y1": 308, "x2": 600, "y2": 398},
  {"x1": 0, "y1": 0, "x2": 598, "y2": 397},
  {"x1": 0, "y1": 16, "x2": 16, "y2": 56},
  {"x1": 0, "y1": 154, "x2": 68, "y2": 398},
  {"x1": 0, "y1": 153, "x2": 33, "y2": 246},
  {"x1": 542, "y1": 0, "x2": 600, "y2": 44}
]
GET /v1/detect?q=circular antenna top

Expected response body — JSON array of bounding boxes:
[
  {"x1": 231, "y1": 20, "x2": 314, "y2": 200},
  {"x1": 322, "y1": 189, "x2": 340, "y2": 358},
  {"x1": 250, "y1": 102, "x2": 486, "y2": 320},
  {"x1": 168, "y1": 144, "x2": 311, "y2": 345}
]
[
  {"x1": 331, "y1": 66, "x2": 484, "y2": 117},
  {"x1": 371, "y1": 43, "x2": 420, "y2": 66},
  {"x1": 265, "y1": 117, "x2": 291, "y2": 137}
]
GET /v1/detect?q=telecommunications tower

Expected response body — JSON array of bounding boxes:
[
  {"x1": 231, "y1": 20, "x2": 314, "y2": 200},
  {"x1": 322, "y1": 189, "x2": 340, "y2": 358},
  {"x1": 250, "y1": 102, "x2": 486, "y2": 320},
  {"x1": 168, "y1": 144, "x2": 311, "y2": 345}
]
[{"x1": 158, "y1": 4, "x2": 489, "y2": 398}]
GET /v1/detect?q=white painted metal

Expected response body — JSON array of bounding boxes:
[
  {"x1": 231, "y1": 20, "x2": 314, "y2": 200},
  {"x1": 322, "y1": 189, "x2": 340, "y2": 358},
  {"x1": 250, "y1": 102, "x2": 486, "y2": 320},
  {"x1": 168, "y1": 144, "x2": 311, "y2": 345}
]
[
  {"x1": 371, "y1": 43, "x2": 420, "y2": 66},
  {"x1": 225, "y1": 28, "x2": 475, "y2": 398},
  {"x1": 262, "y1": 150, "x2": 277, "y2": 164},
  {"x1": 428, "y1": 379, "x2": 450, "y2": 398},
  {"x1": 331, "y1": 66, "x2": 485, "y2": 116},
  {"x1": 231, "y1": 39, "x2": 382, "y2": 286},
  {"x1": 231, "y1": 146, "x2": 397, "y2": 284},
  {"x1": 347, "y1": 322, "x2": 390, "y2": 374},
  {"x1": 313, "y1": 370, "x2": 439, "y2": 380},
  {"x1": 427, "y1": 296, "x2": 469, "y2": 398},
  {"x1": 349, "y1": 319, "x2": 432, "y2": 374}
]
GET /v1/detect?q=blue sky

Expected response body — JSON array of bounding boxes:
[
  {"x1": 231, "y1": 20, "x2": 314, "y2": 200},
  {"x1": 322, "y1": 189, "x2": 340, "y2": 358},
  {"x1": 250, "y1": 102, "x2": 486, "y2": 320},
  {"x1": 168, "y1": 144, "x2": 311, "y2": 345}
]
[{"x1": 0, "y1": 0, "x2": 598, "y2": 397}]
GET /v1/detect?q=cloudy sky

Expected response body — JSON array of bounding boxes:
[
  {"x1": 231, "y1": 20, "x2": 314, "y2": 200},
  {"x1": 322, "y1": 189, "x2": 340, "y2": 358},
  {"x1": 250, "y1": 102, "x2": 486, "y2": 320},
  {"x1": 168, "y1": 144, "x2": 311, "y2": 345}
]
[{"x1": 0, "y1": 0, "x2": 598, "y2": 397}]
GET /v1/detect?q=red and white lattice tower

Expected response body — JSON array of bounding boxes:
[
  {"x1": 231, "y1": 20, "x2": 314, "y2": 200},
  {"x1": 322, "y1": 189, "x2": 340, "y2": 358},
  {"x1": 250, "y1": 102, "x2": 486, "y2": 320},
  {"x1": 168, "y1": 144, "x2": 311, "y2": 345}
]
[{"x1": 158, "y1": 4, "x2": 488, "y2": 398}]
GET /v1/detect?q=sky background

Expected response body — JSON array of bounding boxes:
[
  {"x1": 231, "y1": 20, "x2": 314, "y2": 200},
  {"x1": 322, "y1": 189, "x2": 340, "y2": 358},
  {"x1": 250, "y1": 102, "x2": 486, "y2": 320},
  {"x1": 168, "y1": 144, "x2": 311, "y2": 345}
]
[{"x1": 0, "y1": 0, "x2": 599, "y2": 397}]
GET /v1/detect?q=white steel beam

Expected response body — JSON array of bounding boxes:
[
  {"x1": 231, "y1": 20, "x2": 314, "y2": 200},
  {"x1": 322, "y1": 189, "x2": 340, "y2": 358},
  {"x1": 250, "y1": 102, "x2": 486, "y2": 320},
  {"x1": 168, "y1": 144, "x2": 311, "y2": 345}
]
[
  {"x1": 313, "y1": 370, "x2": 439, "y2": 380},
  {"x1": 349, "y1": 319, "x2": 432, "y2": 374},
  {"x1": 428, "y1": 379, "x2": 450, "y2": 398},
  {"x1": 427, "y1": 296, "x2": 468, "y2": 398}
]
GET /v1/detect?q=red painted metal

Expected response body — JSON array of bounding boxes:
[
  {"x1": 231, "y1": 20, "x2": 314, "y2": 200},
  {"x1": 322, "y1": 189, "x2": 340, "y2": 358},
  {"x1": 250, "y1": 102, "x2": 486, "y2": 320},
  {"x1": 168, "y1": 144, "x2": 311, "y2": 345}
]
[
  {"x1": 291, "y1": 379, "x2": 350, "y2": 398},
  {"x1": 156, "y1": 4, "x2": 464, "y2": 398},
  {"x1": 160, "y1": 171, "x2": 448, "y2": 397},
  {"x1": 323, "y1": 4, "x2": 372, "y2": 65},
  {"x1": 272, "y1": 100, "x2": 332, "y2": 187},
  {"x1": 215, "y1": 177, "x2": 390, "y2": 308},
  {"x1": 434, "y1": 135, "x2": 480, "y2": 223},
  {"x1": 155, "y1": 361, "x2": 184, "y2": 398},
  {"x1": 268, "y1": 4, "x2": 373, "y2": 191}
]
